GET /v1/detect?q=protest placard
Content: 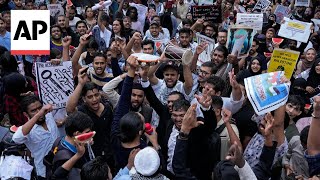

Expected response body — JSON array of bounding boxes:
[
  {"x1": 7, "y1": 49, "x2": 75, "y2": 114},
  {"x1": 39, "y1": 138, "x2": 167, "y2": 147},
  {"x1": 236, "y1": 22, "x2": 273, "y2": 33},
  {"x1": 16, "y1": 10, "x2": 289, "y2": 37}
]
[
  {"x1": 198, "y1": 0, "x2": 214, "y2": 5},
  {"x1": 278, "y1": 17, "x2": 312, "y2": 43},
  {"x1": 35, "y1": 61, "x2": 74, "y2": 109},
  {"x1": 236, "y1": 13, "x2": 264, "y2": 30},
  {"x1": 311, "y1": 19, "x2": 320, "y2": 31},
  {"x1": 191, "y1": 5, "x2": 221, "y2": 23},
  {"x1": 268, "y1": 48, "x2": 300, "y2": 79},
  {"x1": 196, "y1": 33, "x2": 215, "y2": 66},
  {"x1": 252, "y1": 0, "x2": 271, "y2": 12},
  {"x1": 227, "y1": 25, "x2": 256, "y2": 58},
  {"x1": 47, "y1": 4, "x2": 64, "y2": 17},
  {"x1": 245, "y1": 71, "x2": 290, "y2": 115},
  {"x1": 295, "y1": 0, "x2": 310, "y2": 7},
  {"x1": 274, "y1": 5, "x2": 292, "y2": 23}
]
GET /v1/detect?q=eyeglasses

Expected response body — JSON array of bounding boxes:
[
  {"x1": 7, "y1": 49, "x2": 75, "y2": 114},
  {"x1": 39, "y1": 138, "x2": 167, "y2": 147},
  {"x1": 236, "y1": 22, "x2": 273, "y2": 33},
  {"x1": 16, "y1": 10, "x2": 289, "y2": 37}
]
[{"x1": 197, "y1": 69, "x2": 210, "y2": 76}]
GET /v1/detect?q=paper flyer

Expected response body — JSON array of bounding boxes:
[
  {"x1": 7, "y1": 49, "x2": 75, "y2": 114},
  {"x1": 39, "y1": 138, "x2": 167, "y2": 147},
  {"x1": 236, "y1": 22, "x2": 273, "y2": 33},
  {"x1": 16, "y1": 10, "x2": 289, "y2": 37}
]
[
  {"x1": 227, "y1": 25, "x2": 256, "y2": 58},
  {"x1": 245, "y1": 71, "x2": 290, "y2": 115},
  {"x1": 268, "y1": 48, "x2": 300, "y2": 79},
  {"x1": 278, "y1": 17, "x2": 312, "y2": 43}
]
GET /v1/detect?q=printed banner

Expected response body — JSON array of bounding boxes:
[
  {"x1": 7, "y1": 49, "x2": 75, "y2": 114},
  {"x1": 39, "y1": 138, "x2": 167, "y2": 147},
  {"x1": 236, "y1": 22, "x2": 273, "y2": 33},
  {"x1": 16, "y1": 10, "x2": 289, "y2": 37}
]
[
  {"x1": 35, "y1": 61, "x2": 74, "y2": 109},
  {"x1": 47, "y1": 4, "x2": 64, "y2": 17},
  {"x1": 196, "y1": 33, "x2": 215, "y2": 66},
  {"x1": 268, "y1": 48, "x2": 300, "y2": 79},
  {"x1": 236, "y1": 13, "x2": 264, "y2": 30},
  {"x1": 245, "y1": 71, "x2": 290, "y2": 115},
  {"x1": 227, "y1": 25, "x2": 256, "y2": 58},
  {"x1": 191, "y1": 5, "x2": 221, "y2": 23},
  {"x1": 278, "y1": 17, "x2": 312, "y2": 43},
  {"x1": 274, "y1": 5, "x2": 292, "y2": 23},
  {"x1": 295, "y1": 0, "x2": 310, "y2": 7},
  {"x1": 252, "y1": 0, "x2": 271, "y2": 12}
]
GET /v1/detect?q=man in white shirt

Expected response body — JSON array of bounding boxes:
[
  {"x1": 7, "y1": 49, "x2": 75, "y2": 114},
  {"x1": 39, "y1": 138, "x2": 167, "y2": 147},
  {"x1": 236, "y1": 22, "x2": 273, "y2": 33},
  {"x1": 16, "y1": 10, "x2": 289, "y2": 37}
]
[
  {"x1": 68, "y1": 6, "x2": 81, "y2": 32},
  {"x1": 12, "y1": 95, "x2": 59, "y2": 179}
]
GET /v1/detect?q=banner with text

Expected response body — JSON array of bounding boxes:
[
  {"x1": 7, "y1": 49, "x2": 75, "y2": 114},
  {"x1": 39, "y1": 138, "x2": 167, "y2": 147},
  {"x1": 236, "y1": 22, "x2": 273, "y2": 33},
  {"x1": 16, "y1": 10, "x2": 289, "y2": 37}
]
[
  {"x1": 236, "y1": 13, "x2": 264, "y2": 30},
  {"x1": 278, "y1": 17, "x2": 312, "y2": 43},
  {"x1": 295, "y1": 0, "x2": 310, "y2": 7},
  {"x1": 252, "y1": 0, "x2": 271, "y2": 12},
  {"x1": 35, "y1": 61, "x2": 74, "y2": 109},
  {"x1": 191, "y1": 5, "x2": 221, "y2": 23}
]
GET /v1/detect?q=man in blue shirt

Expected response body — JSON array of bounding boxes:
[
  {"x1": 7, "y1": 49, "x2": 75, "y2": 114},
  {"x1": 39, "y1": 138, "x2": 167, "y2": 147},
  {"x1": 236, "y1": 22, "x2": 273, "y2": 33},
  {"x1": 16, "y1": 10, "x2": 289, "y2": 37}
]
[{"x1": 0, "y1": 17, "x2": 10, "y2": 51}]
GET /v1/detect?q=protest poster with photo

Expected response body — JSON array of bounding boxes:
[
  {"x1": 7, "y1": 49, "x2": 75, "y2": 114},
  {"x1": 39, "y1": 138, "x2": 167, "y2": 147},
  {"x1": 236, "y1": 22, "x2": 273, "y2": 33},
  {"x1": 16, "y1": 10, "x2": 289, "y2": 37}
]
[
  {"x1": 245, "y1": 71, "x2": 290, "y2": 115},
  {"x1": 252, "y1": 0, "x2": 271, "y2": 12},
  {"x1": 47, "y1": 4, "x2": 64, "y2": 17},
  {"x1": 295, "y1": 0, "x2": 310, "y2": 7},
  {"x1": 227, "y1": 25, "x2": 256, "y2": 58},
  {"x1": 191, "y1": 5, "x2": 221, "y2": 23},
  {"x1": 268, "y1": 48, "x2": 300, "y2": 79},
  {"x1": 196, "y1": 33, "x2": 215, "y2": 66},
  {"x1": 311, "y1": 19, "x2": 320, "y2": 31},
  {"x1": 278, "y1": 17, "x2": 312, "y2": 43},
  {"x1": 236, "y1": 13, "x2": 264, "y2": 30},
  {"x1": 35, "y1": 61, "x2": 74, "y2": 109},
  {"x1": 274, "y1": 5, "x2": 292, "y2": 23}
]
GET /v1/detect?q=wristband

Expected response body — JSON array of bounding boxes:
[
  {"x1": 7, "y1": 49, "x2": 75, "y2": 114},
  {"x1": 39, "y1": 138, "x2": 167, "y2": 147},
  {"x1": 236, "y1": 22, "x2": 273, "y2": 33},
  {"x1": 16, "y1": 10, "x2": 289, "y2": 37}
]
[{"x1": 312, "y1": 113, "x2": 320, "y2": 119}]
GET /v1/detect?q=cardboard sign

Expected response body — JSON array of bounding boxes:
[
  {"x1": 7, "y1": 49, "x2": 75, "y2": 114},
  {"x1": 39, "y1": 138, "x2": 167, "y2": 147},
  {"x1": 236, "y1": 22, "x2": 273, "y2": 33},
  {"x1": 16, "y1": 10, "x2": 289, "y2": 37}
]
[
  {"x1": 227, "y1": 25, "x2": 256, "y2": 58},
  {"x1": 295, "y1": 0, "x2": 310, "y2": 7},
  {"x1": 47, "y1": 4, "x2": 64, "y2": 17},
  {"x1": 191, "y1": 5, "x2": 221, "y2": 23},
  {"x1": 268, "y1": 48, "x2": 300, "y2": 79},
  {"x1": 245, "y1": 71, "x2": 290, "y2": 115},
  {"x1": 236, "y1": 13, "x2": 264, "y2": 30},
  {"x1": 252, "y1": 0, "x2": 271, "y2": 12},
  {"x1": 274, "y1": 5, "x2": 292, "y2": 24},
  {"x1": 35, "y1": 61, "x2": 74, "y2": 109},
  {"x1": 278, "y1": 17, "x2": 312, "y2": 43}
]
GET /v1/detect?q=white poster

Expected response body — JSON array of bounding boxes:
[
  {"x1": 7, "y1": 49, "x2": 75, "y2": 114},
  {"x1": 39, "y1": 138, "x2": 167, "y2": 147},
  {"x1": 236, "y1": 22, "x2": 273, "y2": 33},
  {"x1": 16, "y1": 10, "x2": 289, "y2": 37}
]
[
  {"x1": 35, "y1": 61, "x2": 74, "y2": 109},
  {"x1": 278, "y1": 17, "x2": 312, "y2": 43},
  {"x1": 47, "y1": 4, "x2": 64, "y2": 17},
  {"x1": 236, "y1": 13, "x2": 264, "y2": 30},
  {"x1": 295, "y1": 0, "x2": 310, "y2": 7},
  {"x1": 196, "y1": 33, "x2": 215, "y2": 66},
  {"x1": 252, "y1": 0, "x2": 271, "y2": 12},
  {"x1": 311, "y1": 19, "x2": 320, "y2": 32}
]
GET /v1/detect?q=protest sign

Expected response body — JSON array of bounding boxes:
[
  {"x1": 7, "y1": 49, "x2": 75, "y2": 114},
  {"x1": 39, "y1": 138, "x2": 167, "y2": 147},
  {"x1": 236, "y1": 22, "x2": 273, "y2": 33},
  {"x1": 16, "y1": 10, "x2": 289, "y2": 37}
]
[
  {"x1": 311, "y1": 19, "x2": 320, "y2": 31},
  {"x1": 268, "y1": 48, "x2": 300, "y2": 79},
  {"x1": 47, "y1": 4, "x2": 64, "y2": 17},
  {"x1": 236, "y1": 13, "x2": 264, "y2": 30},
  {"x1": 252, "y1": 0, "x2": 271, "y2": 12},
  {"x1": 245, "y1": 71, "x2": 290, "y2": 115},
  {"x1": 198, "y1": 0, "x2": 214, "y2": 5},
  {"x1": 295, "y1": 0, "x2": 310, "y2": 7},
  {"x1": 196, "y1": 33, "x2": 215, "y2": 66},
  {"x1": 35, "y1": 61, "x2": 74, "y2": 109},
  {"x1": 274, "y1": 5, "x2": 292, "y2": 23},
  {"x1": 191, "y1": 5, "x2": 221, "y2": 23},
  {"x1": 278, "y1": 17, "x2": 312, "y2": 43},
  {"x1": 227, "y1": 25, "x2": 256, "y2": 58}
]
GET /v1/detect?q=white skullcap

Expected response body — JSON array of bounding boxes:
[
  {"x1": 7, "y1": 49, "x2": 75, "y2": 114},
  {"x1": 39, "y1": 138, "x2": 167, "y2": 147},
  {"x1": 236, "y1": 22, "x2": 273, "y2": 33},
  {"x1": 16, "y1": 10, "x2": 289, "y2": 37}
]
[{"x1": 134, "y1": 147, "x2": 160, "y2": 176}]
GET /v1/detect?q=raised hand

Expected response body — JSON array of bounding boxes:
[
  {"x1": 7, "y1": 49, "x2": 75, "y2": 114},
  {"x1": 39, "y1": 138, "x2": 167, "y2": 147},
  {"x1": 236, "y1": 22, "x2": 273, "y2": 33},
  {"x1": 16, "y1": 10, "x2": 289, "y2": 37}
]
[
  {"x1": 181, "y1": 104, "x2": 204, "y2": 133},
  {"x1": 229, "y1": 68, "x2": 239, "y2": 89},
  {"x1": 62, "y1": 36, "x2": 72, "y2": 47},
  {"x1": 260, "y1": 112, "x2": 275, "y2": 137},
  {"x1": 79, "y1": 34, "x2": 91, "y2": 45},
  {"x1": 77, "y1": 67, "x2": 90, "y2": 85},
  {"x1": 196, "y1": 42, "x2": 208, "y2": 55},
  {"x1": 222, "y1": 108, "x2": 232, "y2": 124},
  {"x1": 226, "y1": 142, "x2": 245, "y2": 168}
]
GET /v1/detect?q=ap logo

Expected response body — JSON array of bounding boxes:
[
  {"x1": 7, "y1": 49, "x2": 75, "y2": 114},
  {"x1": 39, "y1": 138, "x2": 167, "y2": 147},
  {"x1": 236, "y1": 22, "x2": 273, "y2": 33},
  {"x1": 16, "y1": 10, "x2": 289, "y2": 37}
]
[{"x1": 11, "y1": 10, "x2": 50, "y2": 55}]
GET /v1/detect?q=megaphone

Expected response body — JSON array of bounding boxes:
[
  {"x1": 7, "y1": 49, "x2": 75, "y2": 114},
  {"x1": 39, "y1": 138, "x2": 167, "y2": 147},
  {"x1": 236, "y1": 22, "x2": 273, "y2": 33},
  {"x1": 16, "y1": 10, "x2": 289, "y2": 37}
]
[{"x1": 163, "y1": 44, "x2": 193, "y2": 66}]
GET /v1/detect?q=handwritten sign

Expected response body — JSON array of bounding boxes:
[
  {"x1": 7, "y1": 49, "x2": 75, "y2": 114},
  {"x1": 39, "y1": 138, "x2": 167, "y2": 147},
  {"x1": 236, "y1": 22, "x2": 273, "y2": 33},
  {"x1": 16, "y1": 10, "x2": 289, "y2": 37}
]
[
  {"x1": 236, "y1": 13, "x2": 264, "y2": 30},
  {"x1": 245, "y1": 71, "x2": 290, "y2": 115},
  {"x1": 191, "y1": 5, "x2": 221, "y2": 23},
  {"x1": 278, "y1": 17, "x2": 312, "y2": 43},
  {"x1": 47, "y1": 4, "x2": 64, "y2": 17},
  {"x1": 35, "y1": 61, "x2": 74, "y2": 109},
  {"x1": 252, "y1": 0, "x2": 271, "y2": 12},
  {"x1": 295, "y1": 0, "x2": 310, "y2": 7},
  {"x1": 274, "y1": 5, "x2": 292, "y2": 23},
  {"x1": 268, "y1": 48, "x2": 300, "y2": 79}
]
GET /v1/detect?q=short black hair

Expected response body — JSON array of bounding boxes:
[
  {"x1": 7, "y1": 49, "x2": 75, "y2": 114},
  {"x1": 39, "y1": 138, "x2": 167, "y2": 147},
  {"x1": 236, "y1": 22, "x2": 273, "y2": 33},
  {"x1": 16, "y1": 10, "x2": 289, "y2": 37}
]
[
  {"x1": 119, "y1": 112, "x2": 144, "y2": 143},
  {"x1": 179, "y1": 27, "x2": 192, "y2": 35},
  {"x1": 93, "y1": 52, "x2": 107, "y2": 61},
  {"x1": 213, "y1": 45, "x2": 228, "y2": 59},
  {"x1": 218, "y1": 29, "x2": 228, "y2": 34},
  {"x1": 168, "y1": 91, "x2": 185, "y2": 101},
  {"x1": 50, "y1": 48, "x2": 62, "y2": 59},
  {"x1": 142, "y1": 39, "x2": 154, "y2": 49},
  {"x1": 76, "y1": 20, "x2": 88, "y2": 29},
  {"x1": 201, "y1": 61, "x2": 217, "y2": 75},
  {"x1": 50, "y1": 24, "x2": 62, "y2": 34},
  {"x1": 20, "y1": 95, "x2": 42, "y2": 113},
  {"x1": 172, "y1": 99, "x2": 190, "y2": 112},
  {"x1": 287, "y1": 95, "x2": 305, "y2": 112},
  {"x1": 206, "y1": 76, "x2": 226, "y2": 94},
  {"x1": 87, "y1": 39, "x2": 99, "y2": 50},
  {"x1": 182, "y1": 18, "x2": 193, "y2": 26},
  {"x1": 81, "y1": 156, "x2": 110, "y2": 180},
  {"x1": 65, "y1": 111, "x2": 94, "y2": 137},
  {"x1": 81, "y1": 82, "x2": 99, "y2": 97},
  {"x1": 211, "y1": 95, "x2": 223, "y2": 109}
]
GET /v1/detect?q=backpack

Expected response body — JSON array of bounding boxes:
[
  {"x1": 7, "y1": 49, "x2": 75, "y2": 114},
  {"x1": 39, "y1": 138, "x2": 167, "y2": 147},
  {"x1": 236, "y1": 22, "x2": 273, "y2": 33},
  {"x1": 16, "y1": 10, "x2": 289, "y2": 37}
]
[{"x1": 43, "y1": 137, "x2": 74, "y2": 178}]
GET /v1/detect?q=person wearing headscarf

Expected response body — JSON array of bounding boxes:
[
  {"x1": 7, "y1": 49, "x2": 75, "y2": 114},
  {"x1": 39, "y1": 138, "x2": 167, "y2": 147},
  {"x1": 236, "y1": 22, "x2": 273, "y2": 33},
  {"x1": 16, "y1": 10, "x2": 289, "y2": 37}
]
[
  {"x1": 306, "y1": 58, "x2": 320, "y2": 98},
  {"x1": 295, "y1": 48, "x2": 317, "y2": 77},
  {"x1": 236, "y1": 56, "x2": 263, "y2": 83}
]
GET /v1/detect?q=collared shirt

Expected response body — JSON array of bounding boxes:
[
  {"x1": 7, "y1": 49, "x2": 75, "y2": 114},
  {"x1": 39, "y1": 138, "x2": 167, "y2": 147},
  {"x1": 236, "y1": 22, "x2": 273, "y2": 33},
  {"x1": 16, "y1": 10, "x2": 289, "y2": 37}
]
[
  {"x1": 0, "y1": 31, "x2": 11, "y2": 50},
  {"x1": 167, "y1": 125, "x2": 179, "y2": 174},
  {"x1": 244, "y1": 133, "x2": 288, "y2": 168},
  {"x1": 12, "y1": 113, "x2": 59, "y2": 177}
]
